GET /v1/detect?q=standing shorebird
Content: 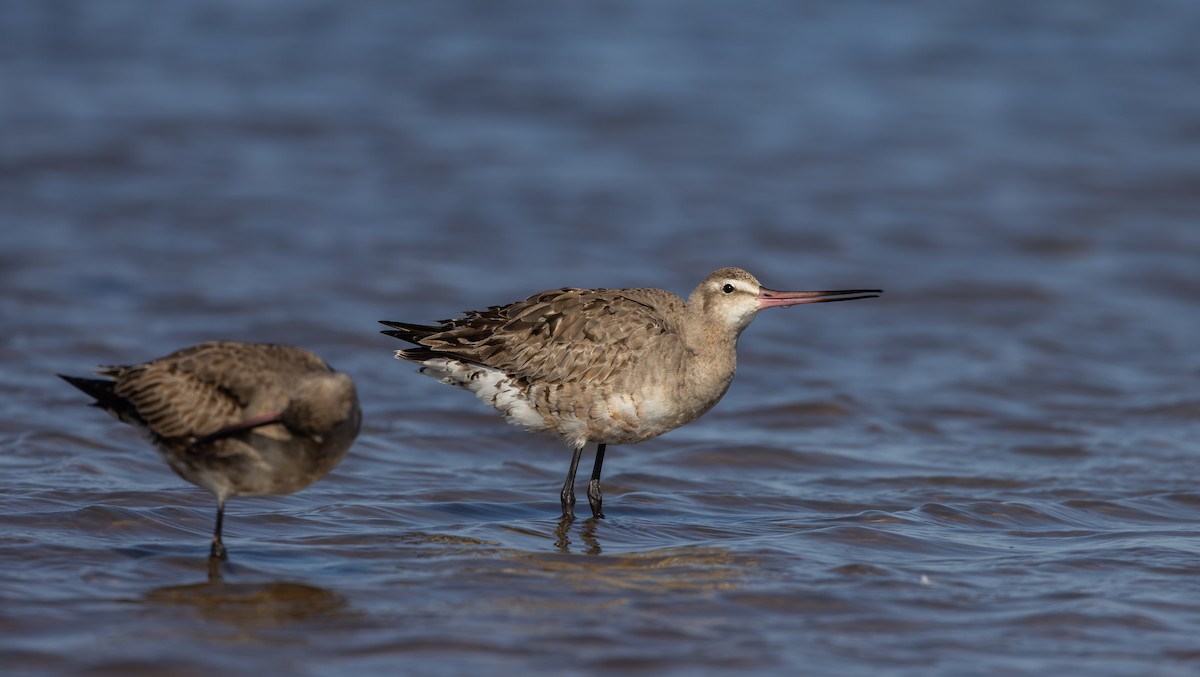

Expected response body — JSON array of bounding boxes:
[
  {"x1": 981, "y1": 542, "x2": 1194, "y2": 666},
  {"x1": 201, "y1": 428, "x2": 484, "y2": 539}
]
[
  {"x1": 59, "y1": 341, "x2": 361, "y2": 559},
  {"x1": 381, "y1": 267, "x2": 880, "y2": 520}
]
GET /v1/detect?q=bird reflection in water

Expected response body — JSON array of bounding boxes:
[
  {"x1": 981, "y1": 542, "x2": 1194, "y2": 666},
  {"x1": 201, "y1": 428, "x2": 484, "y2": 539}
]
[
  {"x1": 144, "y1": 578, "x2": 354, "y2": 632},
  {"x1": 554, "y1": 515, "x2": 602, "y2": 555}
]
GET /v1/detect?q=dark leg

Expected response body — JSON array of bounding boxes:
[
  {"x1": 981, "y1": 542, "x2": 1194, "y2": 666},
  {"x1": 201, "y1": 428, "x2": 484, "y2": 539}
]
[
  {"x1": 210, "y1": 500, "x2": 228, "y2": 560},
  {"x1": 587, "y1": 443, "x2": 606, "y2": 519},
  {"x1": 560, "y1": 445, "x2": 583, "y2": 519}
]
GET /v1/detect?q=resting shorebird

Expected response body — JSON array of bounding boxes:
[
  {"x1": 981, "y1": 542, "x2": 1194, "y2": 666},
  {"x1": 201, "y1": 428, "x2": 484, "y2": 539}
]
[
  {"x1": 382, "y1": 267, "x2": 880, "y2": 520},
  {"x1": 59, "y1": 341, "x2": 361, "y2": 559}
]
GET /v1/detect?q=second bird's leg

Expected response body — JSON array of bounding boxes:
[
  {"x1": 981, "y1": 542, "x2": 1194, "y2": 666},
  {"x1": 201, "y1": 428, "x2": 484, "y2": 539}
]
[
  {"x1": 587, "y1": 443, "x2": 606, "y2": 519},
  {"x1": 210, "y1": 501, "x2": 228, "y2": 560},
  {"x1": 560, "y1": 444, "x2": 584, "y2": 519}
]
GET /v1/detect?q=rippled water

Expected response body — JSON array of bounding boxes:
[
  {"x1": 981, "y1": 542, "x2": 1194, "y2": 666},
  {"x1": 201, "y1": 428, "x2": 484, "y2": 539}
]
[{"x1": 4, "y1": 1, "x2": 1200, "y2": 675}]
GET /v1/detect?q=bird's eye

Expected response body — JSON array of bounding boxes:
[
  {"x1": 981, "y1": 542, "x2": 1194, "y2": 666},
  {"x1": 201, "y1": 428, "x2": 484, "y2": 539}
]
[{"x1": 722, "y1": 283, "x2": 735, "y2": 294}]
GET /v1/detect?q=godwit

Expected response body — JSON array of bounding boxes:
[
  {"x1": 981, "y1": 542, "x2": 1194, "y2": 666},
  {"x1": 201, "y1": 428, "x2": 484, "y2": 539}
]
[
  {"x1": 381, "y1": 267, "x2": 880, "y2": 520},
  {"x1": 59, "y1": 341, "x2": 361, "y2": 559}
]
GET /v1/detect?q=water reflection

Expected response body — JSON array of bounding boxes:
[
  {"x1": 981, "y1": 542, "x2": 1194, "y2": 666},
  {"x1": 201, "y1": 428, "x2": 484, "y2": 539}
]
[
  {"x1": 209, "y1": 554, "x2": 223, "y2": 582},
  {"x1": 517, "y1": 545, "x2": 749, "y2": 597},
  {"x1": 144, "y1": 578, "x2": 354, "y2": 632},
  {"x1": 554, "y1": 516, "x2": 602, "y2": 555}
]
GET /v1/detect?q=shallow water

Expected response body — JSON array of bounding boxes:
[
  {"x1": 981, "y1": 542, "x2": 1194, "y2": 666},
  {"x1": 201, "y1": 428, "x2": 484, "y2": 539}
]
[{"x1": 3, "y1": 1, "x2": 1200, "y2": 675}]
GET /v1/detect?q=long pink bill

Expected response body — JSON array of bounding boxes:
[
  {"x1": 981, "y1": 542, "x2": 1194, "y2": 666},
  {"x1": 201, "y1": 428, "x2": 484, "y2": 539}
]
[
  {"x1": 757, "y1": 288, "x2": 882, "y2": 309},
  {"x1": 192, "y1": 411, "x2": 284, "y2": 447}
]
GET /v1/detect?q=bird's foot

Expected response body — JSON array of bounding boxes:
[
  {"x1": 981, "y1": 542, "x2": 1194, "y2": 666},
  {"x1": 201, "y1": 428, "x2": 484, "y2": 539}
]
[
  {"x1": 560, "y1": 485, "x2": 577, "y2": 519},
  {"x1": 587, "y1": 479, "x2": 604, "y2": 519}
]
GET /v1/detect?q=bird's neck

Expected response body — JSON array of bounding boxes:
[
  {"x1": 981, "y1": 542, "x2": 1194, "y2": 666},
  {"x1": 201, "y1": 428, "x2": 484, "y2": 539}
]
[{"x1": 679, "y1": 307, "x2": 741, "y2": 403}]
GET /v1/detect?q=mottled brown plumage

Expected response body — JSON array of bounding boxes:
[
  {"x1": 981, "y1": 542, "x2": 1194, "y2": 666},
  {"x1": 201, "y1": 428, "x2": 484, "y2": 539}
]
[
  {"x1": 60, "y1": 341, "x2": 361, "y2": 559},
  {"x1": 382, "y1": 267, "x2": 880, "y2": 520}
]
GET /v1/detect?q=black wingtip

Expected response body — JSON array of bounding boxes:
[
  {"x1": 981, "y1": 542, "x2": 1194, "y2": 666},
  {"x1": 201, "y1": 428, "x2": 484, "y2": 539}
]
[
  {"x1": 58, "y1": 373, "x2": 105, "y2": 393},
  {"x1": 380, "y1": 320, "x2": 417, "y2": 337},
  {"x1": 380, "y1": 321, "x2": 446, "y2": 346},
  {"x1": 58, "y1": 373, "x2": 124, "y2": 408}
]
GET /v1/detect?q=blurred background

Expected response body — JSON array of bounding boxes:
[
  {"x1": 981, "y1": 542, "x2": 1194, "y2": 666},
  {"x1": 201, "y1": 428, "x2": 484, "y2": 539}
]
[{"x1": 2, "y1": 1, "x2": 1199, "y2": 675}]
